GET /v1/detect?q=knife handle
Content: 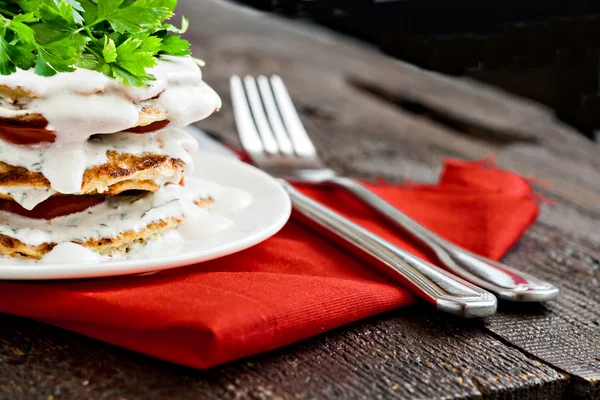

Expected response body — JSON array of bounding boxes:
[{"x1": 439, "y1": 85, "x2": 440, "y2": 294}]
[{"x1": 279, "y1": 180, "x2": 497, "y2": 318}]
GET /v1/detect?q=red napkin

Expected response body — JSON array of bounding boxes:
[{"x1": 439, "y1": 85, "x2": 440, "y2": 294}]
[{"x1": 0, "y1": 159, "x2": 540, "y2": 369}]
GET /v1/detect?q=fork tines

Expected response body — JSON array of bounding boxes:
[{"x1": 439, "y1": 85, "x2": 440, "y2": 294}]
[{"x1": 230, "y1": 75, "x2": 318, "y2": 159}]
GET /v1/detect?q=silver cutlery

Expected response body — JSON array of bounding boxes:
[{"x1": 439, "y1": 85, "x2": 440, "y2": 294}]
[
  {"x1": 231, "y1": 75, "x2": 497, "y2": 318},
  {"x1": 230, "y1": 74, "x2": 559, "y2": 303}
]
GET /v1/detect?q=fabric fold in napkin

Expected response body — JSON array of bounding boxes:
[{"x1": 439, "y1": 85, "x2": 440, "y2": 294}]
[{"x1": 0, "y1": 159, "x2": 540, "y2": 369}]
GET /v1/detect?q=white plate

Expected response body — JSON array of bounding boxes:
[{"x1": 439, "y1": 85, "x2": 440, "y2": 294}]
[{"x1": 0, "y1": 151, "x2": 291, "y2": 280}]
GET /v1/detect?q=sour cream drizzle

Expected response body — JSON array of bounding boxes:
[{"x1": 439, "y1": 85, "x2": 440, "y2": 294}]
[
  {"x1": 0, "y1": 127, "x2": 199, "y2": 209},
  {"x1": 0, "y1": 56, "x2": 221, "y2": 194},
  {"x1": 0, "y1": 187, "x2": 54, "y2": 210},
  {"x1": 0, "y1": 177, "x2": 253, "y2": 248}
]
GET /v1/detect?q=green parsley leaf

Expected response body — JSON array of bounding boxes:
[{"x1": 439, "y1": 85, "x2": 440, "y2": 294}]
[
  {"x1": 160, "y1": 34, "x2": 189, "y2": 56},
  {"x1": 7, "y1": 39, "x2": 35, "y2": 69},
  {"x1": 77, "y1": 0, "x2": 96, "y2": 24},
  {"x1": 63, "y1": 0, "x2": 83, "y2": 12},
  {"x1": 115, "y1": 36, "x2": 157, "y2": 75},
  {"x1": 0, "y1": 0, "x2": 196, "y2": 86},
  {"x1": 138, "y1": 34, "x2": 161, "y2": 53},
  {"x1": 31, "y1": 21, "x2": 71, "y2": 44},
  {"x1": 34, "y1": 52, "x2": 54, "y2": 75},
  {"x1": 0, "y1": 35, "x2": 17, "y2": 75},
  {"x1": 35, "y1": 36, "x2": 79, "y2": 74},
  {"x1": 110, "y1": 63, "x2": 153, "y2": 86},
  {"x1": 102, "y1": 0, "x2": 173, "y2": 34},
  {"x1": 96, "y1": 0, "x2": 122, "y2": 20},
  {"x1": 76, "y1": 53, "x2": 97, "y2": 69},
  {"x1": 57, "y1": 0, "x2": 84, "y2": 26},
  {"x1": 9, "y1": 13, "x2": 37, "y2": 43},
  {"x1": 102, "y1": 36, "x2": 117, "y2": 62},
  {"x1": 162, "y1": 15, "x2": 187, "y2": 34},
  {"x1": 14, "y1": 0, "x2": 37, "y2": 14}
]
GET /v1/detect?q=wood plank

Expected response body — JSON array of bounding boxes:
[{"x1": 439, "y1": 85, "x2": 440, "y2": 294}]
[
  {"x1": 0, "y1": 310, "x2": 567, "y2": 399},
  {"x1": 486, "y1": 223, "x2": 600, "y2": 400},
  {"x1": 181, "y1": 0, "x2": 600, "y2": 396},
  {"x1": 188, "y1": 0, "x2": 600, "y2": 214},
  {"x1": 192, "y1": 2, "x2": 600, "y2": 241}
]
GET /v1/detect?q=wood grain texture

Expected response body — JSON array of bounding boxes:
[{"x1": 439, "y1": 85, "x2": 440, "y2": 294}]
[
  {"x1": 189, "y1": 0, "x2": 600, "y2": 215},
  {"x1": 0, "y1": 310, "x2": 567, "y2": 400},
  {"x1": 182, "y1": 0, "x2": 600, "y2": 397},
  {"x1": 0, "y1": 0, "x2": 598, "y2": 399},
  {"x1": 487, "y1": 223, "x2": 600, "y2": 400}
]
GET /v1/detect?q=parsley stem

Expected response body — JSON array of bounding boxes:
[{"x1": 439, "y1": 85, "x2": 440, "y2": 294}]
[
  {"x1": 75, "y1": 19, "x2": 105, "y2": 34},
  {"x1": 0, "y1": 8, "x2": 16, "y2": 17},
  {"x1": 86, "y1": 46, "x2": 102, "y2": 60}
]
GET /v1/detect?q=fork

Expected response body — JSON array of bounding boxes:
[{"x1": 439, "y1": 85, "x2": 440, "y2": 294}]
[
  {"x1": 231, "y1": 75, "x2": 498, "y2": 318},
  {"x1": 231, "y1": 75, "x2": 558, "y2": 304}
]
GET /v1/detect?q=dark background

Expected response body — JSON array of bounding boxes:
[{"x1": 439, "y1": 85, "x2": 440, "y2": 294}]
[{"x1": 237, "y1": 0, "x2": 600, "y2": 140}]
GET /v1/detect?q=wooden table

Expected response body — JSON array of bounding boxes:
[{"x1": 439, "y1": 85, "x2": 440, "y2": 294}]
[{"x1": 1, "y1": 1, "x2": 599, "y2": 399}]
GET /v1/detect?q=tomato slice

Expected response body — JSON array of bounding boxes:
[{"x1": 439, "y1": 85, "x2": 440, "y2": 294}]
[
  {"x1": 0, "y1": 119, "x2": 170, "y2": 145},
  {"x1": 126, "y1": 120, "x2": 170, "y2": 134},
  {"x1": 0, "y1": 196, "x2": 105, "y2": 220},
  {"x1": 0, "y1": 121, "x2": 56, "y2": 145}
]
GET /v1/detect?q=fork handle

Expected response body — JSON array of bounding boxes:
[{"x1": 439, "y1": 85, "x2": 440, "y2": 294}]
[
  {"x1": 279, "y1": 180, "x2": 497, "y2": 318},
  {"x1": 329, "y1": 177, "x2": 559, "y2": 302}
]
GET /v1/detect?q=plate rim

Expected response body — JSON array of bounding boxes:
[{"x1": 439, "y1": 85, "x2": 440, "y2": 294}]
[{"x1": 0, "y1": 151, "x2": 291, "y2": 280}]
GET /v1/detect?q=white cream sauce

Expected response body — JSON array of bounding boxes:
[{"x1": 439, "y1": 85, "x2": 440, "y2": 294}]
[
  {"x1": 0, "y1": 56, "x2": 221, "y2": 194},
  {"x1": 0, "y1": 187, "x2": 55, "y2": 210},
  {"x1": 0, "y1": 177, "x2": 253, "y2": 250},
  {"x1": 41, "y1": 242, "x2": 109, "y2": 264},
  {"x1": 34, "y1": 229, "x2": 186, "y2": 265},
  {"x1": 0, "y1": 127, "x2": 199, "y2": 203}
]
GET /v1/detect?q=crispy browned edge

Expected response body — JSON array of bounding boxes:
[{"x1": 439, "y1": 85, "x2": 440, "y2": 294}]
[
  {"x1": 0, "y1": 86, "x2": 168, "y2": 128},
  {"x1": 0, "y1": 198, "x2": 213, "y2": 260},
  {"x1": 0, "y1": 85, "x2": 40, "y2": 102},
  {"x1": 0, "y1": 151, "x2": 185, "y2": 198}
]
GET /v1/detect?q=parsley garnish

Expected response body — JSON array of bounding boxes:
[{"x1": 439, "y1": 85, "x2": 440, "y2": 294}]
[
  {"x1": 0, "y1": 0, "x2": 193, "y2": 86},
  {"x1": 142, "y1": 198, "x2": 178, "y2": 217}
]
